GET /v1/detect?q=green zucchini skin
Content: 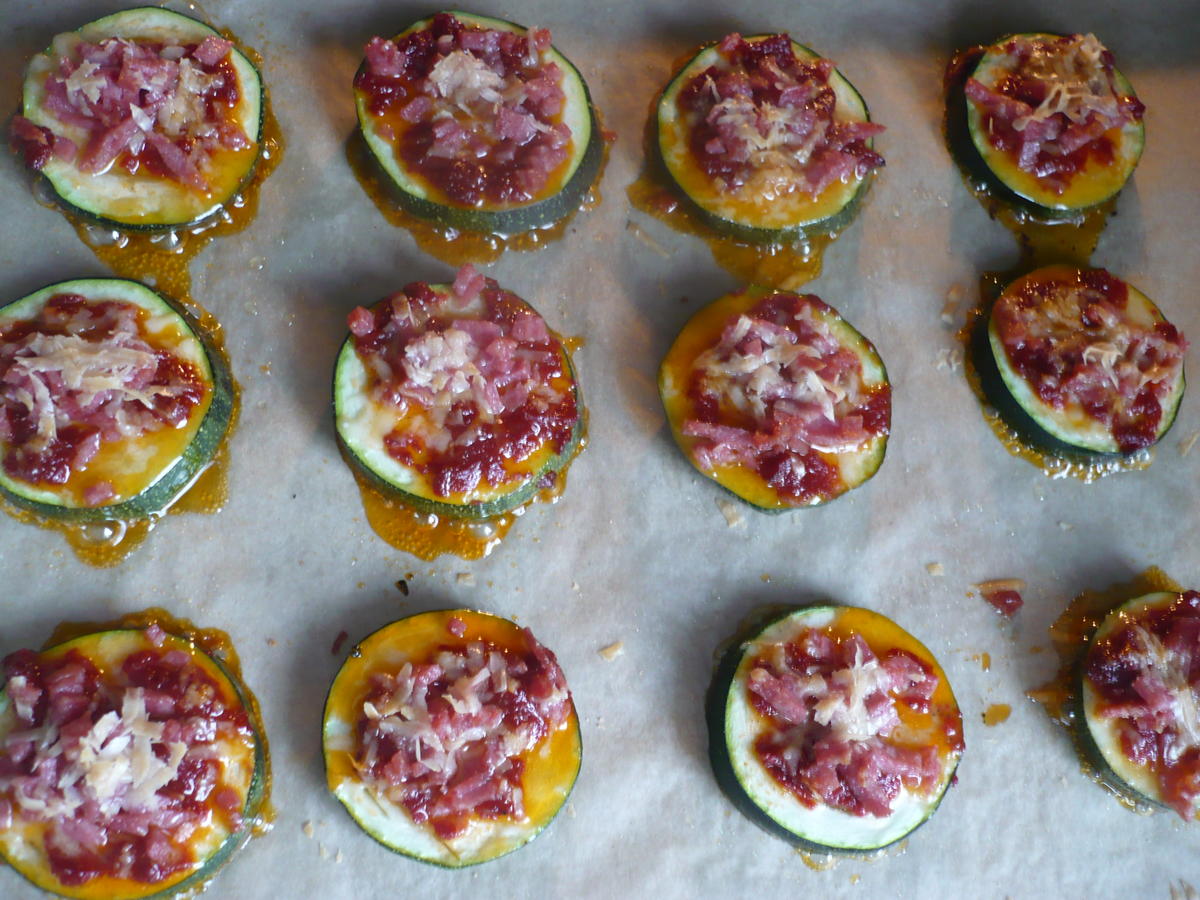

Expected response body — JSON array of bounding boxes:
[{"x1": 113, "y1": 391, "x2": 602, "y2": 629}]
[
  {"x1": 0, "y1": 278, "x2": 234, "y2": 523},
  {"x1": 707, "y1": 605, "x2": 962, "y2": 853},
  {"x1": 18, "y1": 7, "x2": 265, "y2": 233},
  {"x1": 655, "y1": 37, "x2": 877, "y2": 245},
  {"x1": 354, "y1": 12, "x2": 602, "y2": 235},
  {"x1": 948, "y1": 33, "x2": 1144, "y2": 223},
  {"x1": 0, "y1": 626, "x2": 268, "y2": 900},
  {"x1": 332, "y1": 284, "x2": 584, "y2": 521}
]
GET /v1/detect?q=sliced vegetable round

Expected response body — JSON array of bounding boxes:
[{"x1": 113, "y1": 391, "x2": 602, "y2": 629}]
[
  {"x1": 962, "y1": 32, "x2": 1144, "y2": 218},
  {"x1": 13, "y1": 6, "x2": 264, "y2": 230},
  {"x1": 0, "y1": 278, "x2": 234, "y2": 522},
  {"x1": 660, "y1": 286, "x2": 889, "y2": 511},
  {"x1": 323, "y1": 609, "x2": 580, "y2": 868},
  {"x1": 656, "y1": 33, "x2": 883, "y2": 243},
  {"x1": 980, "y1": 265, "x2": 1185, "y2": 456},
  {"x1": 707, "y1": 605, "x2": 963, "y2": 853},
  {"x1": 334, "y1": 267, "x2": 584, "y2": 520},
  {"x1": 354, "y1": 11, "x2": 602, "y2": 234},
  {"x1": 0, "y1": 623, "x2": 268, "y2": 899},
  {"x1": 1081, "y1": 590, "x2": 1200, "y2": 820}
]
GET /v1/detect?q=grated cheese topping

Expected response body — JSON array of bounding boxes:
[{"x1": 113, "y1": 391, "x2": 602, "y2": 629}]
[
  {"x1": 426, "y1": 50, "x2": 505, "y2": 109},
  {"x1": 810, "y1": 643, "x2": 896, "y2": 742},
  {"x1": 1127, "y1": 625, "x2": 1200, "y2": 759},
  {"x1": 1010, "y1": 34, "x2": 1121, "y2": 132}
]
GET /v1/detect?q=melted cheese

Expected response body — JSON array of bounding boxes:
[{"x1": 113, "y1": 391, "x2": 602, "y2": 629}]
[
  {"x1": 426, "y1": 50, "x2": 505, "y2": 109},
  {"x1": 1012, "y1": 34, "x2": 1122, "y2": 132},
  {"x1": 811, "y1": 644, "x2": 894, "y2": 742},
  {"x1": 1128, "y1": 625, "x2": 1200, "y2": 758}
]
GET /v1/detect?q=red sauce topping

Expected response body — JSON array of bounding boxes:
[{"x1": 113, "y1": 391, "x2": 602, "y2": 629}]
[
  {"x1": 992, "y1": 268, "x2": 1186, "y2": 453},
  {"x1": 346, "y1": 266, "x2": 578, "y2": 499},
  {"x1": 1085, "y1": 592, "x2": 1200, "y2": 819},
  {"x1": 984, "y1": 589, "x2": 1024, "y2": 617},
  {"x1": 682, "y1": 291, "x2": 889, "y2": 505},
  {"x1": 354, "y1": 621, "x2": 571, "y2": 838},
  {"x1": 0, "y1": 634, "x2": 253, "y2": 887},
  {"x1": 0, "y1": 293, "x2": 205, "y2": 494},
  {"x1": 674, "y1": 32, "x2": 884, "y2": 196},
  {"x1": 355, "y1": 13, "x2": 572, "y2": 207},
  {"x1": 747, "y1": 628, "x2": 947, "y2": 817}
]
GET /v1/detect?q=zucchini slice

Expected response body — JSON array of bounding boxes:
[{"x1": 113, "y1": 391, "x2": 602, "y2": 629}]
[
  {"x1": 0, "y1": 278, "x2": 234, "y2": 522},
  {"x1": 981, "y1": 265, "x2": 1185, "y2": 456},
  {"x1": 0, "y1": 623, "x2": 268, "y2": 899},
  {"x1": 656, "y1": 33, "x2": 883, "y2": 244},
  {"x1": 15, "y1": 6, "x2": 264, "y2": 230},
  {"x1": 961, "y1": 32, "x2": 1144, "y2": 219},
  {"x1": 707, "y1": 605, "x2": 963, "y2": 853},
  {"x1": 334, "y1": 268, "x2": 584, "y2": 520},
  {"x1": 1080, "y1": 591, "x2": 1200, "y2": 820},
  {"x1": 323, "y1": 609, "x2": 581, "y2": 868},
  {"x1": 354, "y1": 11, "x2": 602, "y2": 234},
  {"x1": 659, "y1": 286, "x2": 889, "y2": 511}
]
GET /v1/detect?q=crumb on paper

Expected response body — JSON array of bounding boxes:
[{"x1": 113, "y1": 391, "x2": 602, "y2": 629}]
[
  {"x1": 1058, "y1": 521, "x2": 1073, "y2": 531},
  {"x1": 976, "y1": 578, "x2": 1025, "y2": 617},
  {"x1": 567, "y1": 803, "x2": 576, "y2": 818},
  {"x1": 456, "y1": 572, "x2": 476, "y2": 586},
  {"x1": 598, "y1": 641, "x2": 624, "y2": 661},
  {"x1": 760, "y1": 573, "x2": 771, "y2": 583},
  {"x1": 1170, "y1": 879, "x2": 1198, "y2": 900},
  {"x1": 335, "y1": 849, "x2": 344, "y2": 864},
  {"x1": 716, "y1": 498, "x2": 746, "y2": 528},
  {"x1": 935, "y1": 347, "x2": 963, "y2": 372},
  {"x1": 395, "y1": 578, "x2": 410, "y2": 596},
  {"x1": 265, "y1": 637, "x2": 276, "y2": 647},
  {"x1": 318, "y1": 842, "x2": 328, "y2": 860},
  {"x1": 941, "y1": 284, "x2": 964, "y2": 325},
  {"x1": 1180, "y1": 431, "x2": 1200, "y2": 457},
  {"x1": 572, "y1": 581, "x2": 580, "y2": 592},
  {"x1": 302, "y1": 821, "x2": 314, "y2": 839},
  {"x1": 625, "y1": 219, "x2": 670, "y2": 258},
  {"x1": 926, "y1": 562, "x2": 945, "y2": 577}
]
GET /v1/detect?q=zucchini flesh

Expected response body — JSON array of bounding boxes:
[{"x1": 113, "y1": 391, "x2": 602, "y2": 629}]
[
  {"x1": 985, "y1": 265, "x2": 1185, "y2": 456},
  {"x1": 323, "y1": 610, "x2": 580, "y2": 868},
  {"x1": 354, "y1": 11, "x2": 602, "y2": 234},
  {"x1": 0, "y1": 627, "x2": 267, "y2": 900},
  {"x1": 334, "y1": 276, "x2": 583, "y2": 519},
  {"x1": 0, "y1": 278, "x2": 233, "y2": 521},
  {"x1": 962, "y1": 33, "x2": 1144, "y2": 217},
  {"x1": 708, "y1": 606, "x2": 963, "y2": 852},
  {"x1": 1081, "y1": 591, "x2": 1200, "y2": 819},
  {"x1": 659, "y1": 286, "x2": 889, "y2": 511},
  {"x1": 656, "y1": 35, "x2": 880, "y2": 243},
  {"x1": 19, "y1": 7, "x2": 264, "y2": 230}
]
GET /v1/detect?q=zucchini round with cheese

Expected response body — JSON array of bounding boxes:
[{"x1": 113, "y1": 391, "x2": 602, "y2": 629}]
[
  {"x1": 656, "y1": 32, "x2": 884, "y2": 243},
  {"x1": 354, "y1": 11, "x2": 602, "y2": 234},
  {"x1": 980, "y1": 265, "x2": 1185, "y2": 456},
  {"x1": 10, "y1": 6, "x2": 264, "y2": 230},
  {"x1": 334, "y1": 265, "x2": 584, "y2": 520},
  {"x1": 0, "y1": 278, "x2": 234, "y2": 522},
  {"x1": 659, "y1": 286, "x2": 889, "y2": 511},
  {"x1": 707, "y1": 605, "x2": 963, "y2": 853},
  {"x1": 1080, "y1": 591, "x2": 1200, "y2": 820},
  {"x1": 961, "y1": 32, "x2": 1144, "y2": 219},
  {"x1": 323, "y1": 609, "x2": 581, "y2": 868},
  {"x1": 0, "y1": 621, "x2": 269, "y2": 899}
]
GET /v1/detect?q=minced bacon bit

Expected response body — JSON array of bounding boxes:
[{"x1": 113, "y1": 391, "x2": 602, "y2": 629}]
[
  {"x1": 0, "y1": 637, "x2": 254, "y2": 886},
  {"x1": 346, "y1": 265, "x2": 578, "y2": 498},
  {"x1": 992, "y1": 269, "x2": 1186, "y2": 453},
  {"x1": 747, "y1": 628, "x2": 953, "y2": 817},
  {"x1": 682, "y1": 291, "x2": 889, "y2": 505},
  {"x1": 964, "y1": 33, "x2": 1144, "y2": 192},
  {"x1": 0, "y1": 293, "x2": 204, "y2": 497},
  {"x1": 675, "y1": 33, "x2": 884, "y2": 198},
  {"x1": 10, "y1": 32, "x2": 246, "y2": 189},
  {"x1": 976, "y1": 579, "x2": 1025, "y2": 617},
  {"x1": 355, "y1": 13, "x2": 570, "y2": 206},
  {"x1": 1085, "y1": 592, "x2": 1200, "y2": 819},
  {"x1": 354, "y1": 622, "x2": 572, "y2": 838}
]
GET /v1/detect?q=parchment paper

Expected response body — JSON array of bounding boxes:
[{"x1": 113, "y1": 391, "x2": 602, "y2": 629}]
[{"x1": 2, "y1": 1, "x2": 1200, "y2": 897}]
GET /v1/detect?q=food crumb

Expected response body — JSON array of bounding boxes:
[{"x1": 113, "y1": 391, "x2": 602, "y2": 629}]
[
  {"x1": 976, "y1": 579, "x2": 1025, "y2": 617},
  {"x1": 926, "y1": 562, "x2": 945, "y2": 577},
  {"x1": 331, "y1": 630, "x2": 349, "y2": 655},
  {"x1": 935, "y1": 347, "x2": 963, "y2": 372},
  {"x1": 1058, "y1": 521, "x2": 1074, "y2": 531},
  {"x1": 302, "y1": 821, "x2": 314, "y2": 839},
  {"x1": 265, "y1": 637, "x2": 276, "y2": 647},
  {"x1": 318, "y1": 842, "x2": 328, "y2": 860},
  {"x1": 850, "y1": 874, "x2": 861, "y2": 885},
  {"x1": 982, "y1": 703, "x2": 1011, "y2": 726},
  {"x1": 716, "y1": 498, "x2": 745, "y2": 528},
  {"x1": 572, "y1": 581, "x2": 580, "y2": 592},
  {"x1": 456, "y1": 572, "x2": 476, "y2": 586},
  {"x1": 760, "y1": 574, "x2": 771, "y2": 583},
  {"x1": 625, "y1": 219, "x2": 670, "y2": 258},
  {"x1": 598, "y1": 641, "x2": 624, "y2": 661},
  {"x1": 395, "y1": 578, "x2": 410, "y2": 596},
  {"x1": 567, "y1": 803, "x2": 576, "y2": 818},
  {"x1": 1180, "y1": 431, "x2": 1200, "y2": 457},
  {"x1": 941, "y1": 284, "x2": 964, "y2": 325},
  {"x1": 335, "y1": 849, "x2": 344, "y2": 864}
]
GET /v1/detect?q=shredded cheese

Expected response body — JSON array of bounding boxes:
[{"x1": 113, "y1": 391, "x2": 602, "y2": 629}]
[
  {"x1": 426, "y1": 50, "x2": 505, "y2": 109},
  {"x1": 1011, "y1": 34, "x2": 1121, "y2": 132}
]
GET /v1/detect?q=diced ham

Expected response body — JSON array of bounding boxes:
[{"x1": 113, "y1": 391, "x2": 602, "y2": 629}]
[{"x1": 192, "y1": 36, "x2": 232, "y2": 68}]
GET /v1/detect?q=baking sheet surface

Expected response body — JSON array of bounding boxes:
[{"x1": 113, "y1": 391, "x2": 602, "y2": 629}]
[{"x1": 2, "y1": 1, "x2": 1200, "y2": 897}]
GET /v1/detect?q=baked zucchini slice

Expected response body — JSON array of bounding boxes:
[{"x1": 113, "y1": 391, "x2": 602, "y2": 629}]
[
  {"x1": 656, "y1": 33, "x2": 883, "y2": 244},
  {"x1": 323, "y1": 609, "x2": 581, "y2": 868},
  {"x1": 1080, "y1": 590, "x2": 1200, "y2": 820},
  {"x1": 978, "y1": 265, "x2": 1185, "y2": 456},
  {"x1": 707, "y1": 605, "x2": 963, "y2": 853},
  {"x1": 354, "y1": 11, "x2": 602, "y2": 234},
  {"x1": 660, "y1": 286, "x2": 889, "y2": 511},
  {"x1": 0, "y1": 278, "x2": 234, "y2": 522},
  {"x1": 334, "y1": 267, "x2": 584, "y2": 520},
  {"x1": 961, "y1": 32, "x2": 1144, "y2": 219},
  {"x1": 13, "y1": 6, "x2": 264, "y2": 230},
  {"x1": 0, "y1": 621, "x2": 268, "y2": 899}
]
